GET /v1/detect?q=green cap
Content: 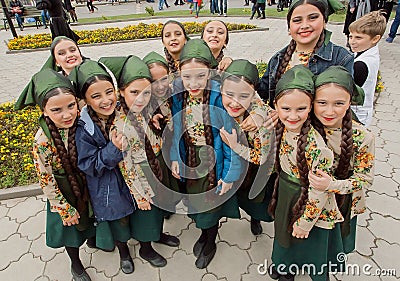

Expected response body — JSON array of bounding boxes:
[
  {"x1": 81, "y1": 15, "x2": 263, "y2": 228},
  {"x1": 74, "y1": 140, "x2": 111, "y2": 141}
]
[
  {"x1": 68, "y1": 60, "x2": 111, "y2": 99},
  {"x1": 221, "y1": 59, "x2": 259, "y2": 89},
  {"x1": 99, "y1": 55, "x2": 152, "y2": 88},
  {"x1": 275, "y1": 65, "x2": 315, "y2": 98},
  {"x1": 288, "y1": 0, "x2": 344, "y2": 20},
  {"x1": 314, "y1": 66, "x2": 365, "y2": 105},
  {"x1": 143, "y1": 51, "x2": 168, "y2": 70},
  {"x1": 179, "y1": 39, "x2": 218, "y2": 69},
  {"x1": 15, "y1": 69, "x2": 75, "y2": 110}
]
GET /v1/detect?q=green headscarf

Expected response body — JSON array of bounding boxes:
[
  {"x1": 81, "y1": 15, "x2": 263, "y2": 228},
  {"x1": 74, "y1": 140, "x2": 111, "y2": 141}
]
[
  {"x1": 143, "y1": 51, "x2": 169, "y2": 71},
  {"x1": 275, "y1": 65, "x2": 315, "y2": 98},
  {"x1": 179, "y1": 39, "x2": 218, "y2": 69},
  {"x1": 15, "y1": 69, "x2": 75, "y2": 110},
  {"x1": 314, "y1": 66, "x2": 365, "y2": 105},
  {"x1": 221, "y1": 59, "x2": 259, "y2": 90},
  {"x1": 68, "y1": 60, "x2": 112, "y2": 99},
  {"x1": 99, "y1": 55, "x2": 152, "y2": 89},
  {"x1": 288, "y1": 0, "x2": 344, "y2": 21}
]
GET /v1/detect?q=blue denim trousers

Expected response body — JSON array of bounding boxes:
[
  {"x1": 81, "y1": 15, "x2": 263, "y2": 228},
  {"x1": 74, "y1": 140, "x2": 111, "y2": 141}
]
[
  {"x1": 389, "y1": 4, "x2": 400, "y2": 38},
  {"x1": 219, "y1": 0, "x2": 227, "y2": 14}
]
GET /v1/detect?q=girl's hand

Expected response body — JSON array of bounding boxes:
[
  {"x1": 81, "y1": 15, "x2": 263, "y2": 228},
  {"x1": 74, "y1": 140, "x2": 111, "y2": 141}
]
[
  {"x1": 268, "y1": 110, "x2": 279, "y2": 128},
  {"x1": 220, "y1": 127, "x2": 238, "y2": 149},
  {"x1": 241, "y1": 114, "x2": 263, "y2": 132},
  {"x1": 171, "y1": 161, "x2": 180, "y2": 179},
  {"x1": 308, "y1": 169, "x2": 331, "y2": 191},
  {"x1": 138, "y1": 200, "x2": 152, "y2": 211},
  {"x1": 292, "y1": 223, "x2": 309, "y2": 239},
  {"x1": 152, "y1": 113, "x2": 164, "y2": 130},
  {"x1": 217, "y1": 179, "x2": 233, "y2": 195},
  {"x1": 218, "y1": 56, "x2": 233, "y2": 71},
  {"x1": 63, "y1": 212, "x2": 80, "y2": 226},
  {"x1": 111, "y1": 130, "x2": 127, "y2": 151}
]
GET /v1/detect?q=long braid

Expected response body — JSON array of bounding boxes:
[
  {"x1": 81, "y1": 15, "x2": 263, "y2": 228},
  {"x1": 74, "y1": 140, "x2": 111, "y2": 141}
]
[
  {"x1": 87, "y1": 105, "x2": 109, "y2": 141},
  {"x1": 215, "y1": 50, "x2": 224, "y2": 64},
  {"x1": 202, "y1": 87, "x2": 216, "y2": 190},
  {"x1": 268, "y1": 119, "x2": 285, "y2": 217},
  {"x1": 289, "y1": 116, "x2": 312, "y2": 230},
  {"x1": 148, "y1": 96, "x2": 166, "y2": 136},
  {"x1": 164, "y1": 47, "x2": 178, "y2": 75},
  {"x1": 335, "y1": 109, "x2": 353, "y2": 207},
  {"x1": 275, "y1": 39, "x2": 297, "y2": 83},
  {"x1": 120, "y1": 97, "x2": 163, "y2": 181},
  {"x1": 182, "y1": 90, "x2": 197, "y2": 179},
  {"x1": 311, "y1": 112, "x2": 327, "y2": 143},
  {"x1": 44, "y1": 116, "x2": 87, "y2": 212},
  {"x1": 239, "y1": 110, "x2": 257, "y2": 190}
]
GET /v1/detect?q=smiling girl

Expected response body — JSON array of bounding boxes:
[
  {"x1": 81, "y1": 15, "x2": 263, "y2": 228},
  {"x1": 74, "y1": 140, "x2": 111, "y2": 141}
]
[
  {"x1": 258, "y1": 0, "x2": 352, "y2": 105},
  {"x1": 311, "y1": 66, "x2": 374, "y2": 255},
  {"x1": 15, "y1": 69, "x2": 95, "y2": 281},
  {"x1": 99, "y1": 55, "x2": 180, "y2": 268},
  {"x1": 268, "y1": 65, "x2": 344, "y2": 281},
  {"x1": 69, "y1": 60, "x2": 136, "y2": 274}
]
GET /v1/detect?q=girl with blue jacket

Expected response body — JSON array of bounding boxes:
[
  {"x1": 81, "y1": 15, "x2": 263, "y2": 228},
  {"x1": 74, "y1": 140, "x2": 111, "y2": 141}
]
[
  {"x1": 170, "y1": 39, "x2": 242, "y2": 269},
  {"x1": 70, "y1": 60, "x2": 136, "y2": 275}
]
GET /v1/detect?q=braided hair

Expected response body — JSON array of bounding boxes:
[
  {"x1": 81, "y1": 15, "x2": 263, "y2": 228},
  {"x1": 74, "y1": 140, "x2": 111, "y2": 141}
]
[
  {"x1": 42, "y1": 88, "x2": 89, "y2": 214},
  {"x1": 120, "y1": 95, "x2": 163, "y2": 181}
]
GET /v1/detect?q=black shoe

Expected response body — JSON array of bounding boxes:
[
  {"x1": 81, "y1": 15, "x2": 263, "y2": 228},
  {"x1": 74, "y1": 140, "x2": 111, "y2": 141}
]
[
  {"x1": 120, "y1": 257, "x2": 134, "y2": 274},
  {"x1": 278, "y1": 273, "x2": 295, "y2": 281},
  {"x1": 250, "y1": 218, "x2": 263, "y2": 235},
  {"x1": 139, "y1": 248, "x2": 167, "y2": 267},
  {"x1": 268, "y1": 264, "x2": 281, "y2": 280},
  {"x1": 156, "y1": 233, "x2": 180, "y2": 247},
  {"x1": 193, "y1": 238, "x2": 206, "y2": 258},
  {"x1": 86, "y1": 240, "x2": 115, "y2": 252},
  {"x1": 164, "y1": 213, "x2": 171, "y2": 220},
  {"x1": 195, "y1": 244, "x2": 216, "y2": 269},
  {"x1": 71, "y1": 267, "x2": 91, "y2": 281}
]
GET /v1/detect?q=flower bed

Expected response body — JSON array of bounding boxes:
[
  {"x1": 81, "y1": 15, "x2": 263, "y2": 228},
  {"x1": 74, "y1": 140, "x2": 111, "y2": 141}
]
[{"x1": 7, "y1": 22, "x2": 257, "y2": 51}]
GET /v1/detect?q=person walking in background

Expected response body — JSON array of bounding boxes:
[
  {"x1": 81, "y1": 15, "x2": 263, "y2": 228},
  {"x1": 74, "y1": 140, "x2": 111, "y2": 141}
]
[
  {"x1": 86, "y1": 0, "x2": 98, "y2": 13},
  {"x1": 64, "y1": 0, "x2": 78, "y2": 22},
  {"x1": 192, "y1": 0, "x2": 201, "y2": 18},
  {"x1": 250, "y1": 0, "x2": 266, "y2": 19},
  {"x1": 210, "y1": 0, "x2": 220, "y2": 14},
  {"x1": 219, "y1": 0, "x2": 227, "y2": 16},
  {"x1": 41, "y1": 9, "x2": 50, "y2": 28},
  {"x1": 10, "y1": 0, "x2": 24, "y2": 30},
  {"x1": 159, "y1": 0, "x2": 170, "y2": 10},
  {"x1": 386, "y1": 0, "x2": 400, "y2": 42}
]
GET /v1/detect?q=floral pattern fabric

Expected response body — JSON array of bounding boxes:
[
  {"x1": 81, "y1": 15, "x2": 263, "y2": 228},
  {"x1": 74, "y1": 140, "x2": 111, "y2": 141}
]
[
  {"x1": 279, "y1": 127, "x2": 343, "y2": 231},
  {"x1": 32, "y1": 128, "x2": 77, "y2": 221}
]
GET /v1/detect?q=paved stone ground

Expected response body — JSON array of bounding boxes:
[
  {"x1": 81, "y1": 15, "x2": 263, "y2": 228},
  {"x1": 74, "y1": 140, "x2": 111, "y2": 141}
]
[{"x1": 0, "y1": 12, "x2": 400, "y2": 281}]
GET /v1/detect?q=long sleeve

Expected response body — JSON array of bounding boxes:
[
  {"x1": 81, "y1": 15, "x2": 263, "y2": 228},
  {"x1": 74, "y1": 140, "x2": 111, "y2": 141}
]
[{"x1": 32, "y1": 129, "x2": 77, "y2": 221}]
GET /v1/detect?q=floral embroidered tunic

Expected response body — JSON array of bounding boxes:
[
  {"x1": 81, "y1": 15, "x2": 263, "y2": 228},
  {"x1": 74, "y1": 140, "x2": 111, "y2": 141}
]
[
  {"x1": 279, "y1": 127, "x2": 343, "y2": 231},
  {"x1": 185, "y1": 94, "x2": 207, "y2": 145},
  {"x1": 325, "y1": 121, "x2": 374, "y2": 218},
  {"x1": 113, "y1": 109, "x2": 162, "y2": 204},
  {"x1": 32, "y1": 128, "x2": 76, "y2": 221},
  {"x1": 231, "y1": 103, "x2": 274, "y2": 166}
]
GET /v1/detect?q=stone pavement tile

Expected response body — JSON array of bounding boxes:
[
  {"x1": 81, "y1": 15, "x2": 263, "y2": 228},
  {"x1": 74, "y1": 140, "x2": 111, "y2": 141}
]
[
  {"x1": 0, "y1": 252, "x2": 44, "y2": 281},
  {"x1": 159, "y1": 249, "x2": 205, "y2": 281},
  {"x1": 34, "y1": 276, "x2": 50, "y2": 281},
  {"x1": 162, "y1": 213, "x2": 192, "y2": 237},
  {"x1": 0, "y1": 233, "x2": 31, "y2": 270},
  {"x1": 43, "y1": 252, "x2": 74, "y2": 281},
  {"x1": 246, "y1": 234, "x2": 273, "y2": 266},
  {"x1": 366, "y1": 191, "x2": 400, "y2": 219},
  {"x1": 18, "y1": 209, "x2": 46, "y2": 241},
  {"x1": 91, "y1": 247, "x2": 120, "y2": 278},
  {"x1": 374, "y1": 147, "x2": 389, "y2": 162},
  {"x1": 85, "y1": 267, "x2": 110, "y2": 281},
  {"x1": 152, "y1": 240, "x2": 180, "y2": 261},
  {"x1": 379, "y1": 130, "x2": 400, "y2": 143},
  {"x1": 374, "y1": 104, "x2": 397, "y2": 113},
  {"x1": 241, "y1": 263, "x2": 266, "y2": 281},
  {"x1": 392, "y1": 169, "x2": 400, "y2": 185},
  {"x1": 1, "y1": 197, "x2": 28, "y2": 208},
  {"x1": 30, "y1": 233, "x2": 63, "y2": 262},
  {"x1": 218, "y1": 218, "x2": 257, "y2": 250},
  {"x1": 207, "y1": 241, "x2": 251, "y2": 281},
  {"x1": 0, "y1": 204, "x2": 9, "y2": 218},
  {"x1": 367, "y1": 213, "x2": 400, "y2": 245},
  {"x1": 333, "y1": 253, "x2": 380, "y2": 281},
  {"x1": 7, "y1": 196, "x2": 45, "y2": 223},
  {"x1": 202, "y1": 273, "x2": 227, "y2": 281},
  {"x1": 374, "y1": 136, "x2": 385, "y2": 149},
  {"x1": 374, "y1": 111, "x2": 400, "y2": 122},
  {"x1": 374, "y1": 160, "x2": 393, "y2": 178},
  {"x1": 355, "y1": 226, "x2": 375, "y2": 257},
  {"x1": 0, "y1": 216, "x2": 19, "y2": 241},
  {"x1": 357, "y1": 212, "x2": 370, "y2": 228},
  {"x1": 382, "y1": 141, "x2": 400, "y2": 156},
  {"x1": 370, "y1": 239, "x2": 400, "y2": 279},
  {"x1": 112, "y1": 257, "x2": 159, "y2": 280},
  {"x1": 176, "y1": 221, "x2": 201, "y2": 255},
  {"x1": 371, "y1": 175, "x2": 398, "y2": 197},
  {"x1": 376, "y1": 120, "x2": 400, "y2": 132}
]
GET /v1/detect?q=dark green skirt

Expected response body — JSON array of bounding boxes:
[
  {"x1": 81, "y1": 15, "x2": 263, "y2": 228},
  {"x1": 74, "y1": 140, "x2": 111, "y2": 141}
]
[
  {"x1": 46, "y1": 201, "x2": 95, "y2": 248},
  {"x1": 186, "y1": 146, "x2": 240, "y2": 229},
  {"x1": 237, "y1": 165, "x2": 274, "y2": 222},
  {"x1": 95, "y1": 217, "x2": 131, "y2": 250},
  {"x1": 339, "y1": 194, "x2": 357, "y2": 254},
  {"x1": 272, "y1": 172, "x2": 344, "y2": 280},
  {"x1": 129, "y1": 206, "x2": 164, "y2": 242}
]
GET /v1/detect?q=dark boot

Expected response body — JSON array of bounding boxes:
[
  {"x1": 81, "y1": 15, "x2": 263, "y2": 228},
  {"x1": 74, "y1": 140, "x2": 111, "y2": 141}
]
[{"x1": 261, "y1": 10, "x2": 266, "y2": 19}]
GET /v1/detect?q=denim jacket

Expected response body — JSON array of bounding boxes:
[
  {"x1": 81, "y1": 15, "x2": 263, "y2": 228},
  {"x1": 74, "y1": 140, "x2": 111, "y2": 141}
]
[
  {"x1": 76, "y1": 106, "x2": 135, "y2": 222},
  {"x1": 258, "y1": 30, "x2": 354, "y2": 105}
]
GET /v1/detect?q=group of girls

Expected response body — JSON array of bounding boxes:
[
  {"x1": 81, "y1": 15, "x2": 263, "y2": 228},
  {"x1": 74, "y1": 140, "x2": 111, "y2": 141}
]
[{"x1": 15, "y1": 0, "x2": 375, "y2": 279}]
